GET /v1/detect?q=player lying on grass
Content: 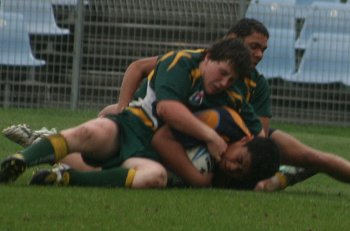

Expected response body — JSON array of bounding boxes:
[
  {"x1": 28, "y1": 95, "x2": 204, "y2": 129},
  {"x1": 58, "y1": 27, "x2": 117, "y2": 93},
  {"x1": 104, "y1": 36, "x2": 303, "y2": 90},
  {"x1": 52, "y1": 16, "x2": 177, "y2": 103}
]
[
  {"x1": 0, "y1": 38, "x2": 271, "y2": 187},
  {"x1": 92, "y1": 17, "x2": 350, "y2": 190},
  {"x1": 28, "y1": 106, "x2": 279, "y2": 188},
  {"x1": 4, "y1": 18, "x2": 350, "y2": 191},
  {"x1": 105, "y1": 17, "x2": 350, "y2": 191}
]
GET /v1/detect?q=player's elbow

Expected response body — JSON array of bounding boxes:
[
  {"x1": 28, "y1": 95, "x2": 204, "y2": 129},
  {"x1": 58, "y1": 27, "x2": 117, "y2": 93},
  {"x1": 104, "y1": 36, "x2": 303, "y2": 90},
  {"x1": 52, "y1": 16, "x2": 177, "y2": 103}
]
[{"x1": 156, "y1": 101, "x2": 171, "y2": 120}]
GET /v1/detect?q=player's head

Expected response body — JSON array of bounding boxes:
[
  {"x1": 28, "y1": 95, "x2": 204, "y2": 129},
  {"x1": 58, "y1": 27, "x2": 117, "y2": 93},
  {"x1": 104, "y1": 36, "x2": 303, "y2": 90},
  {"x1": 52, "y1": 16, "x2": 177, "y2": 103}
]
[
  {"x1": 246, "y1": 136, "x2": 280, "y2": 182},
  {"x1": 218, "y1": 136, "x2": 280, "y2": 182},
  {"x1": 225, "y1": 18, "x2": 269, "y2": 67},
  {"x1": 201, "y1": 38, "x2": 251, "y2": 95}
]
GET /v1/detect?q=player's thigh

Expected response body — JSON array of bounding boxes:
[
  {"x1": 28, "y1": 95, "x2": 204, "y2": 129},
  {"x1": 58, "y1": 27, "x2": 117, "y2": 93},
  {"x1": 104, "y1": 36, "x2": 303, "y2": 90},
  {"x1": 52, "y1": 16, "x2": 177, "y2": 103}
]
[
  {"x1": 270, "y1": 129, "x2": 316, "y2": 166},
  {"x1": 60, "y1": 153, "x2": 101, "y2": 171},
  {"x1": 121, "y1": 157, "x2": 167, "y2": 188},
  {"x1": 61, "y1": 117, "x2": 119, "y2": 155}
]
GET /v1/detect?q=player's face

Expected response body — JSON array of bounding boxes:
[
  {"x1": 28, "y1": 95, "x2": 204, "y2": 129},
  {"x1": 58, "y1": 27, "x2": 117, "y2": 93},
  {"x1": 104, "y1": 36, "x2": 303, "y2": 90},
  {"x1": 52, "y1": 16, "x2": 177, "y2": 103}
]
[
  {"x1": 217, "y1": 140, "x2": 252, "y2": 180},
  {"x1": 201, "y1": 56, "x2": 237, "y2": 95},
  {"x1": 227, "y1": 32, "x2": 268, "y2": 67}
]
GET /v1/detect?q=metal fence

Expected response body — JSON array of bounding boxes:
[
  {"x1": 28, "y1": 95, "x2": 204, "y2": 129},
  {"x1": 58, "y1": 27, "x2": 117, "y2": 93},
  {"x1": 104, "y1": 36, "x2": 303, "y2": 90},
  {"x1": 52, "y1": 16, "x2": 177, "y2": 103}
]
[{"x1": 1, "y1": 0, "x2": 350, "y2": 126}]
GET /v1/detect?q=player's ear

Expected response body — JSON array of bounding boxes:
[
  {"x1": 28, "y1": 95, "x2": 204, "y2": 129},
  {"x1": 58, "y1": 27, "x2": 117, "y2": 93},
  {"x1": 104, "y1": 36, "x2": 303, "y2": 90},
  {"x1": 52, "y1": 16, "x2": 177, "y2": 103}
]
[
  {"x1": 203, "y1": 53, "x2": 211, "y2": 63},
  {"x1": 239, "y1": 135, "x2": 253, "y2": 145}
]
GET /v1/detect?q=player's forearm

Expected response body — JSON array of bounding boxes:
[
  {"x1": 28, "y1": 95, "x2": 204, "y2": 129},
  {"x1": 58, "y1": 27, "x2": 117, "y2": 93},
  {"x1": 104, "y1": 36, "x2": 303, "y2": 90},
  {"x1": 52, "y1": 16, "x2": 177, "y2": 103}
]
[
  {"x1": 117, "y1": 57, "x2": 157, "y2": 108},
  {"x1": 152, "y1": 126, "x2": 212, "y2": 187},
  {"x1": 156, "y1": 100, "x2": 217, "y2": 143},
  {"x1": 259, "y1": 116, "x2": 270, "y2": 138},
  {"x1": 157, "y1": 101, "x2": 227, "y2": 161}
]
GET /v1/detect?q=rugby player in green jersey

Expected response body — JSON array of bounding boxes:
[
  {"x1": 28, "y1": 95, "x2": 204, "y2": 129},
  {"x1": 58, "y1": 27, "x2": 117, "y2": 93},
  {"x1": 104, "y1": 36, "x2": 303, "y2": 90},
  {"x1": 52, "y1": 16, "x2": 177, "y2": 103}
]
[
  {"x1": 4, "y1": 18, "x2": 350, "y2": 190},
  {"x1": 96, "y1": 18, "x2": 350, "y2": 190},
  {"x1": 1, "y1": 38, "x2": 278, "y2": 187},
  {"x1": 87, "y1": 18, "x2": 350, "y2": 190}
]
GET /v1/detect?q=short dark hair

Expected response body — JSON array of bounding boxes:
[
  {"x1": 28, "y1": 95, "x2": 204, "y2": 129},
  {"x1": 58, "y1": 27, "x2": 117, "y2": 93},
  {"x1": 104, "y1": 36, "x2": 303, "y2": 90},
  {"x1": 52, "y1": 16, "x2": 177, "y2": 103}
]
[
  {"x1": 215, "y1": 136, "x2": 280, "y2": 190},
  {"x1": 206, "y1": 38, "x2": 251, "y2": 79},
  {"x1": 247, "y1": 137, "x2": 280, "y2": 182},
  {"x1": 226, "y1": 18, "x2": 269, "y2": 39}
]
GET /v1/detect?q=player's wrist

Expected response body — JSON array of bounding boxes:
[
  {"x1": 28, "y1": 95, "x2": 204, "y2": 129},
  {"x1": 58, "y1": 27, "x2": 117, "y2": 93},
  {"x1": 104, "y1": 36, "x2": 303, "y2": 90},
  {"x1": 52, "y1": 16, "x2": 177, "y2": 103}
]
[{"x1": 274, "y1": 172, "x2": 288, "y2": 189}]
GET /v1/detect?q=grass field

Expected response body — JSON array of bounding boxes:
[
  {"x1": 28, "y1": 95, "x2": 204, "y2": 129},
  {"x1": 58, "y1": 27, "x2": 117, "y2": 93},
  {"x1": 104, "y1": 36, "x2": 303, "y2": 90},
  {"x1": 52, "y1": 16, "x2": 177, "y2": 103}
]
[{"x1": 1, "y1": 108, "x2": 350, "y2": 231}]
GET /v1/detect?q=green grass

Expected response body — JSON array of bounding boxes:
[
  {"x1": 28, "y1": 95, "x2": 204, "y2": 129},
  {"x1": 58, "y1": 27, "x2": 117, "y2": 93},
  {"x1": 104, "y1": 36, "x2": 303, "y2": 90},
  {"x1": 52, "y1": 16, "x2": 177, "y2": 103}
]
[{"x1": 1, "y1": 108, "x2": 350, "y2": 231}]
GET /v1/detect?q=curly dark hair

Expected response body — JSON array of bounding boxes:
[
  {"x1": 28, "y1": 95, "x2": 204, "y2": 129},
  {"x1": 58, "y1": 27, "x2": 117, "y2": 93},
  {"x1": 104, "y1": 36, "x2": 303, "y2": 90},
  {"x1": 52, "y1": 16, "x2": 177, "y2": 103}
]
[
  {"x1": 222, "y1": 137, "x2": 280, "y2": 190},
  {"x1": 226, "y1": 18, "x2": 269, "y2": 39},
  {"x1": 247, "y1": 136, "x2": 280, "y2": 182}
]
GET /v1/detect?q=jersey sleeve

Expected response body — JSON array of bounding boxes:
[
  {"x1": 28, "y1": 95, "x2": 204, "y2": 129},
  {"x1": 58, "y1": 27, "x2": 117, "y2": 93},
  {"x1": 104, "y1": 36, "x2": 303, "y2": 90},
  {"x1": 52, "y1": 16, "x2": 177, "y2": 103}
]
[
  {"x1": 172, "y1": 107, "x2": 252, "y2": 148},
  {"x1": 152, "y1": 53, "x2": 193, "y2": 103},
  {"x1": 225, "y1": 85, "x2": 262, "y2": 136},
  {"x1": 239, "y1": 97, "x2": 263, "y2": 135},
  {"x1": 250, "y1": 73, "x2": 272, "y2": 118}
]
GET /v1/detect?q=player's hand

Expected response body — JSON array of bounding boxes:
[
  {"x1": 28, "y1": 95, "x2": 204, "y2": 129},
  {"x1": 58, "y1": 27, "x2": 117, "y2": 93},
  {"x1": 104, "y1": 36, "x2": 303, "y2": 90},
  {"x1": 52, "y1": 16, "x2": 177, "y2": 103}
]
[
  {"x1": 98, "y1": 103, "x2": 123, "y2": 117},
  {"x1": 254, "y1": 175, "x2": 285, "y2": 192},
  {"x1": 206, "y1": 131, "x2": 227, "y2": 162}
]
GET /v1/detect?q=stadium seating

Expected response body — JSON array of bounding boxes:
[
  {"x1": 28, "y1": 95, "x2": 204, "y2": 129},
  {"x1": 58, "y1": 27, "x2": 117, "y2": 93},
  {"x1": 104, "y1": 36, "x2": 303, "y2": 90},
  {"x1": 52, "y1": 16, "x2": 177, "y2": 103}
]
[
  {"x1": 1, "y1": 0, "x2": 70, "y2": 35},
  {"x1": 295, "y1": 0, "x2": 341, "y2": 6},
  {"x1": 50, "y1": 0, "x2": 89, "y2": 6},
  {"x1": 256, "y1": 28, "x2": 296, "y2": 79},
  {"x1": 289, "y1": 33, "x2": 350, "y2": 85},
  {"x1": 0, "y1": 12, "x2": 46, "y2": 66},
  {"x1": 295, "y1": 2, "x2": 350, "y2": 49},
  {"x1": 51, "y1": 0, "x2": 78, "y2": 6},
  {"x1": 245, "y1": 0, "x2": 296, "y2": 29}
]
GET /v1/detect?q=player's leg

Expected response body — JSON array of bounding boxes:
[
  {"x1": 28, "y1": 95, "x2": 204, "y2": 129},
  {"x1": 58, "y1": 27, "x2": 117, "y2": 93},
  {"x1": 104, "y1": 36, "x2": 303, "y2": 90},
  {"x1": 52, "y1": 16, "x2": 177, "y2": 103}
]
[
  {"x1": 30, "y1": 165, "x2": 134, "y2": 187},
  {"x1": 255, "y1": 129, "x2": 327, "y2": 192},
  {"x1": 60, "y1": 153, "x2": 100, "y2": 171},
  {"x1": 0, "y1": 117, "x2": 119, "y2": 183},
  {"x1": 254, "y1": 166, "x2": 316, "y2": 192},
  {"x1": 2, "y1": 124, "x2": 57, "y2": 147},
  {"x1": 2, "y1": 124, "x2": 102, "y2": 171},
  {"x1": 30, "y1": 157, "x2": 167, "y2": 188},
  {"x1": 120, "y1": 157, "x2": 167, "y2": 188},
  {"x1": 271, "y1": 129, "x2": 350, "y2": 183},
  {"x1": 60, "y1": 118, "x2": 119, "y2": 160}
]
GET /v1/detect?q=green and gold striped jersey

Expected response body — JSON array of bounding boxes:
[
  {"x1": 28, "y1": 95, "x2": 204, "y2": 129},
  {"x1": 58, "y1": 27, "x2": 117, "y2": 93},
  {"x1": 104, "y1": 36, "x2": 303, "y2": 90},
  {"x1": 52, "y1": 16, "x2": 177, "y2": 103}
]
[
  {"x1": 128, "y1": 49, "x2": 262, "y2": 135},
  {"x1": 236, "y1": 68, "x2": 272, "y2": 118}
]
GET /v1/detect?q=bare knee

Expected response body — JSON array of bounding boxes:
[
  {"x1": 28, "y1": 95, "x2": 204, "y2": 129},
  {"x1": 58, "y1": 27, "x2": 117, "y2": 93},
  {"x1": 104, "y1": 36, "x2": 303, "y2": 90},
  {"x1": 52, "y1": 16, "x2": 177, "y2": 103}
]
[
  {"x1": 122, "y1": 158, "x2": 168, "y2": 188},
  {"x1": 134, "y1": 166, "x2": 167, "y2": 188}
]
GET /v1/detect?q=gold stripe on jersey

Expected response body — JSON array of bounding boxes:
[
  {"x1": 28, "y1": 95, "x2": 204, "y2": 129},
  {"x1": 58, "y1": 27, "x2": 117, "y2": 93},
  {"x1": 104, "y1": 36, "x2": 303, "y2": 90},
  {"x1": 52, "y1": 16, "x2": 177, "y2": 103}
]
[
  {"x1": 147, "y1": 69, "x2": 155, "y2": 81},
  {"x1": 244, "y1": 78, "x2": 257, "y2": 102},
  {"x1": 226, "y1": 90, "x2": 243, "y2": 108},
  {"x1": 166, "y1": 49, "x2": 204, "y2": 71},
  {"x1": 223, "y1": 106, "x2": 252, "y2": 137},
  {"x1": 158, "y1": 51, "x2": 175, "y2": 63},
  {"x1": 196, "y1": 110, "x2": 220, "y2": 129},
  {"x1": 190, "y1": 68, "x2": 202, "y2": 86},
  {"x1": 167, "y1": 50, "x2": 192, "y2": 70},
  {"x1": 183, "y1": 48, "x2": 205, "y2": 54},
  {"x1": 127, "y1": 107, "x2": 156, "y2": 131}
]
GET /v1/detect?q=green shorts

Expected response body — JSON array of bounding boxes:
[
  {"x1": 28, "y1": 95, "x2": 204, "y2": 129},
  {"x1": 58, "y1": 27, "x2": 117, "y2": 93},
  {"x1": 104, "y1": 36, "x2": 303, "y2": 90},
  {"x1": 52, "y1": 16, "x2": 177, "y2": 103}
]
[{"x1": 83, "y1": 110, "x2": 160, "y2": 169}]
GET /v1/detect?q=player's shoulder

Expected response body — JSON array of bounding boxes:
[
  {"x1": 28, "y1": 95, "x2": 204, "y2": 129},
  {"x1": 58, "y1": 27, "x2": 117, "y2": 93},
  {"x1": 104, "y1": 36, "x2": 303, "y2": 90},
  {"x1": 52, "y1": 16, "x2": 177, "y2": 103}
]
[
  {"x1": 157, "y1": 49, "x2": 204, "y2": 71},
  {"x1": 159, "y1": 49, "x2": 204, "y2": 63},
  {"x1": 250, "y1": 68, "x2": 269, "y2": 85}
]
